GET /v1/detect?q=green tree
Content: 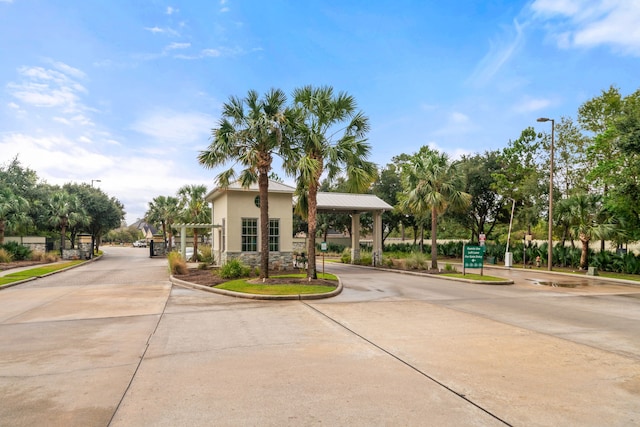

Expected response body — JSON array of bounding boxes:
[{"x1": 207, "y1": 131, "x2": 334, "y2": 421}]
[
  {"x1": 372, "y1": 155, "x2": 415, "y2": 243},
  {"x1": 0, "y1": 187, "x2": 30, "y2": 244},
  {"x1": 565, "y1": 194, "x2": 616, "y2": 269},
  {"x1": 146, "y1": 195, "x2": 179, "y2": 251},
  {"x1": 46, "y1": 190, "x2": 87, "y2": 254},
  {"x1": 65, "y1": 183, "x2": 125, "y2": 253},
  {"x1": 456, "y1": 151, "x2": 505, "y2": 242},
  {"x1": 492, "y1": 128, "x2": 546, "y2": 236},
  {"x1": 177, "y1": 185, "x2": 209, "y2": 262},
  {"x1": 198, "y1": 88, "x2": 297, "y2": 277},
  {"x1": 400, "y1": 148, "x2": 471, "y2": 269},
  {"x1": 290, "y1": 85, "x2": 376, "y2": 279}
]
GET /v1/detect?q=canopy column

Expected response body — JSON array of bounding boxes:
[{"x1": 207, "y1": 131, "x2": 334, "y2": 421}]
[
  {"x1": 351, "y1": 213, "x2": 360, "y2": 264},
  {"x1": 373, "y1": 210, "x2": 383, "y2": 265}
]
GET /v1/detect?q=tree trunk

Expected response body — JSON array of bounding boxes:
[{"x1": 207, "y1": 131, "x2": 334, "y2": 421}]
[
  {"x1": 60, "y1": 224, "x2": 67, "y2": 255},
  {"x1": 307, "y1": 171, "x2": 320, "y2": 280},
  {"x1": 431, "y1": 207, "x2": 438, "y2": 270},
  {"x1": 259, "y1": 171, "x2": 269, "y2": 278},
  {"x1": 193, "y1": 229, "x2": 199, "y2": 262},
  {"x1": 580, "y1": 236, "x2": 589, "y2": 270},
  {"x1": 0, "y1": 219, "x2": 5, "y2": 245}
]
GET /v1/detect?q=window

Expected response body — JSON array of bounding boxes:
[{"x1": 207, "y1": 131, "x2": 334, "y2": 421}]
[
  {"x1": 269, "y1": 218, "x2": 280, "y2": 252},
  {"x1": 241, "y1": 218, "x2": 258, "y2": 252}
]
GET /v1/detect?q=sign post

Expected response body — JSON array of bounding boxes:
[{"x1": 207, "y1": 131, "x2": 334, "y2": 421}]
[
  {"x1": 463, "y1": 244, "x2": 486, "y2": 276},
  {"x1": 321, "y1": 242, "x2": 327, "y2": 276}
]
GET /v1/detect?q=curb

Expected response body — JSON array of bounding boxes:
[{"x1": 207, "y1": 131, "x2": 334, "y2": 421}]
[
  {"x1": 343, "y1": 263, "x2": 514, "y2": 285},
  {"x1": 0, "y1": 255, "x2": 103, "y2": 290},
  {"x1": 170, "y1": 274, "x2": 343, "y2": 300}
]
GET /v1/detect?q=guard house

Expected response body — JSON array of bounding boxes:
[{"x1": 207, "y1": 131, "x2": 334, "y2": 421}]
[
  {"x1": 205, "y1": 180, "x2": 295, "y2": 269},
  {"x1": 205, "y1": 180, "x2": 393, "y2": 268}
]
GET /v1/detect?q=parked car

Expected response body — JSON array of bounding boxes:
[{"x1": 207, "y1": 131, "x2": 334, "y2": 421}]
[{"x1": 133, "y1": 240, "x2": 147, "y2": 248}]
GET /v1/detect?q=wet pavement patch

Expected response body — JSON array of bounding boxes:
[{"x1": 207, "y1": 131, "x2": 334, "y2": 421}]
[{"x1": 530, "y1": 279, "x2": 584, "y2": 288}]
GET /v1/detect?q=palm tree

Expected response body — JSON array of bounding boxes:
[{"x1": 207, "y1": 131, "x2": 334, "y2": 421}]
[
  {"x1": 0, "y1": 187, "x2": 30, "y2": 245},
  {"x1": 400, "y1": 149, "x2": 471, "y2": 270},
  {"x1": 47, "y1": 190, "x2": 86, "y2": 255},
  {"x1": 198, "y1": 89, "x2": 297, "y2": 278},
  {"x1": 146, "y1": 195, "x2": 179, "y2": 251},
  {"x1": 290, "y1": 85, "x2": 377, "y2": 279},
  {"x1": 177, "y1": 185, "x2": 210, "y2": 262},
  {"x1": 566, "y1": 193, "x2": 616, "y2": 269}
]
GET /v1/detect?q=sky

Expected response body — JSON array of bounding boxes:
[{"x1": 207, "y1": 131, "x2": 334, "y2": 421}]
[{"x1": 1, "y1": 0, "x2": 639, "y2": 224}]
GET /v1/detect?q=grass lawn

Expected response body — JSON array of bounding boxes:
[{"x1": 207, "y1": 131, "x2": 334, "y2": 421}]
[
  {"x1": 216, "y1": 273, "x2": 338, "y2": 295},
  {"x1": 441, "y1": 272, "x2": 507, "y2": 282},
  {"x1": 0, "y1": 261, "x2": 84, "y2": 287}
]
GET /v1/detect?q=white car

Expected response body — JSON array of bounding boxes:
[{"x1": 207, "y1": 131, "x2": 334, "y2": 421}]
[{"x1": 133, "y1": 240, "x2": 147, "y2": 248}]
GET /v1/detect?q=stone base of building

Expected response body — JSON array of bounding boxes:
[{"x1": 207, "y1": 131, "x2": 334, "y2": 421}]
[{"x1": 222, "y1": 251, "x2": 294, "y2": 271}]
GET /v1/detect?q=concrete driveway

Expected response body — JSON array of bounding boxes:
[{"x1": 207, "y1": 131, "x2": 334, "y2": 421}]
[{"x1": 1, "y1": 247, "x2": 639, "y2": 426}]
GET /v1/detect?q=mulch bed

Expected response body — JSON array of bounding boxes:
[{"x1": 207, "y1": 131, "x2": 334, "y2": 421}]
[{"x1": 174, "y1": 268, "x2": 337, "y2": 288}]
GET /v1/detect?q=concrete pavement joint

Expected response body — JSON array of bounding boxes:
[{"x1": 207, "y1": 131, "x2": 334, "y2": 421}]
[
  {"x1": 303, "y1": 301, "x2": 514, "y2": 427},
  {"x1": 107, "y1": 280, "x2": 172, "y2": 427}
]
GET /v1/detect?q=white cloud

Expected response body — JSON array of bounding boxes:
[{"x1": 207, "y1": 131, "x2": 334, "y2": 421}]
[
  {"x1": 130, "y1": 110, "x2": 214, "y2": 145},
  {"x1": 165, "y1": 42, "x2": 190, "y2": 51},
  {"x1": 7, "y1": 102, "x2": 20, "y2": 110},
  {"x1": 468, "y1": 19, "x2": 526, "y2": 86},
  {"x1": 144, "y1": 26, "x2": 180, "y2": 37},
  {"x1": 450, "y1": 112, "x2": 469, "y2": 124},
  {"x1": 425, "y1": 141, "x2": 473, "y2": 160},
  {"x1": 513, "y1": 97, "x2": 552, "y2": 113},
  {"x1": 166, "y1": 6, "x2": 177, "y2": 15},
  {"x1": 7, "y1": 64, "x2": 88, "y2": 114},
  {"x1": 531, "y1": 0, "x2": 640, "y2": 55}
]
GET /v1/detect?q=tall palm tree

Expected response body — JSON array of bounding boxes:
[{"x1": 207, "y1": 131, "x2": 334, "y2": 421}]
[
  {"x1": 0, "y1": 187, "x2": 30, "y2": 245},
  {"x1": 47, "y1": 190, "x2": 86, "y2": 255},
  {"x1": 146, "y1": 195, "x2": 179, "y2": 251},
  {"x1": 400, "y1": 149, "x2": 471, "y2": 270},
  {"x1": 177, "y1": 185, "x2": 210, "y2": 262},
  {"x1": 566, "y1": 193, "x2": 616, "y2": 269},
  {"x1": 198, "y1": 88, "x2": 297, "y2": 278},
  {"x1": 290, "y1": 85, "x2": 376, "y2": 279}
]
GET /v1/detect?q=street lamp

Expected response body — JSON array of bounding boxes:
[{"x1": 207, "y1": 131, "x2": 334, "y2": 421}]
[
  {"x1": 537, "y1": 117, "x2": 554, "y2": 271},
  {"x1": 91, "y1": 179, "x2": 101, "y2": 187},
  {"x1": 505, "y1": 198, "x2": 516, "y2": 268}
]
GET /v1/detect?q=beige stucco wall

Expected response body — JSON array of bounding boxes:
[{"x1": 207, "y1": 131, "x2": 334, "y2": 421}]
[{"x1": 210, "y1": 188, "x2": 293, "y2": 255}]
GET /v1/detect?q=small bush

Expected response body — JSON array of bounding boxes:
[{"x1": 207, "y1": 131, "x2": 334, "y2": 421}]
[
  {"x1": 168, "y1": 251, "x2": 188, "y2": 275},
  {"x1": 444, "y1": 263, "x2": 458, "y2": 273},
  {"x1": 0, "y1": 248, "x2": 12, "y2": 263},
  {"x1": 358, "y1": 251, "x2": 372, "y2": 265},
  {"x1": 405, "y1": 252, "x2": 428, "y2": 270},
  {"x1": 340, "y1": 248, "x2": 351, "y2": 264},
  {"x1": 1, "y1": 241, "x2": 32, "y2": 261},
  {"x1": 30, "y1": 250, "x2": 46, "y2": 261},
  {"x1": 382, "y1": 256, "x2": 394, "y2": 268},
  {"x1": 220, "y1": 259, "x2": 251, "y2": 279},
  {"x1": 198, "y1": 245, "x2": 213, "y2": 264}
]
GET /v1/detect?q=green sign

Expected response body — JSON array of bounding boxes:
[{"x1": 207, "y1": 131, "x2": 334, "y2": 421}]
[
  {"x1": 464, "y1": 245, "x2": 485, "y2": 268},
  {"x1": 321, "y1": 242, "x2": 327, "y2": 252}
]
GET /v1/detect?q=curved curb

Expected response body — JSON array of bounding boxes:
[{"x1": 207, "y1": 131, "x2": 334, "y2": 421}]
[
  {"x1": 170, "y1": 274, "x2": 343, "y2": 300},
  {"x1": 0, "y1": 254, "x2": 103, "y2": 290},
  {"x1": 344, "y1": 263, "x2": 514, "y2": 285}
]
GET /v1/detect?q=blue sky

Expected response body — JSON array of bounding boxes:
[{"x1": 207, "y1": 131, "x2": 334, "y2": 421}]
[{"x1": 1, "y1": 0, "x2": 639, "y2": 224}]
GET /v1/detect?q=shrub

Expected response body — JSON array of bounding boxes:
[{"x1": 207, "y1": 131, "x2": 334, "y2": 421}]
[
  {"x1": 0, "y1": 248, "x2": 12, "y2": 263},
  {"x1": 1, "y1": 241, "x2": 32, "y2": 261},
  {"x1": 382, "y1": 255, "x2": 394, "y2": 268},
  {"x1": 340, "y1": 248, "x2": 351, "y2": 264},
  {"x1": 198, "y1": 244, "x2": 213, "y2": 264},
  {"x1": 168, "y1": 251, "x2": 188, "y2": 275},
  {"x1": 220, "y1": 259, "x2": 251, "y2": 279},
  {"x1": 358, "y1": 251, "x2": 372, "y2": 265},
  {"x1": 444, "y1": 263, "x2": 458, "y2": 273},
  {"x1": 404, "y1": 252, "x2": 428, "y2": 270}
]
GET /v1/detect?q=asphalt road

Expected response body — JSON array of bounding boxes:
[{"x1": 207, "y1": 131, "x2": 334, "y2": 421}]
[{"x1": 1, "y1": 247, "x2": 639, "y2": 426}]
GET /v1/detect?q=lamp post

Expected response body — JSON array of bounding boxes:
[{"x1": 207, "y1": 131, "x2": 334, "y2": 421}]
[
  {"x1": 537, "y1": 117, "x2": 554, "y2": 271},
  {"x1": 505, "y1": 198, "x2": 516, "y2": 268},
  {"x1": 91, "y1": 179, "x2": 101, "y2": 187}
]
